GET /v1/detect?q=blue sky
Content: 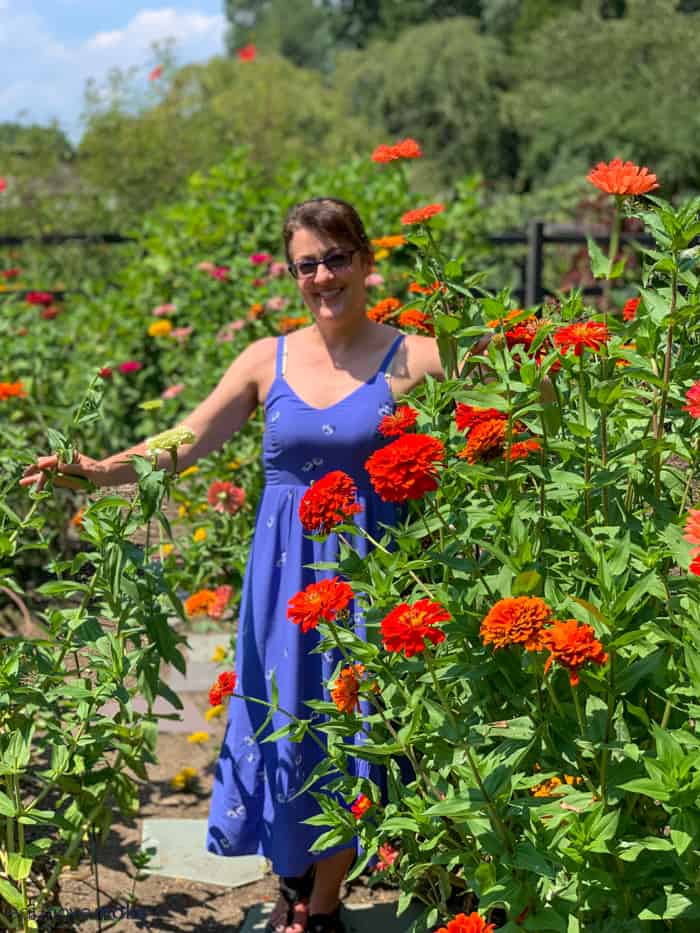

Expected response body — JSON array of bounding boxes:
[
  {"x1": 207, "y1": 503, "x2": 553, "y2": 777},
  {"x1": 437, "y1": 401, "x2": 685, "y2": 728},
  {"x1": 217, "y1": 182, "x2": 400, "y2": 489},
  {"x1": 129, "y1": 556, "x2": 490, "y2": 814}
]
[{"x1": 1, "y1": 1, "x2": 228, "y2": 141}]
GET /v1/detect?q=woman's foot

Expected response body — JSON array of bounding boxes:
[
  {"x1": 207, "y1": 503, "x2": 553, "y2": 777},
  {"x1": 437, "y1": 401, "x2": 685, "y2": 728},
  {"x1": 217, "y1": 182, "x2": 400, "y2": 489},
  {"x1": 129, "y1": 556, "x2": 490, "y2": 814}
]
[
  {"x1": 265, "y1": 868, "x2": 315, "y2": 933},
  {"x1": 307, "y1": 905, "x2": 345, "y2": 933}
]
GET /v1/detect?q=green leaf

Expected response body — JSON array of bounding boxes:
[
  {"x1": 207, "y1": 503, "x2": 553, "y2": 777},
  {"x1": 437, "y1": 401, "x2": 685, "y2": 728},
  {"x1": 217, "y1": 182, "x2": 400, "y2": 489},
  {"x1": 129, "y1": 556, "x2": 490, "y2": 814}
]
[
  {"x1": 618, "y1": 777, "x2": 671, "y2": 801},
  {"x1": 587, "y1": 235, "x2": 611, "y2": 279},
  {"x1": 639, "y1": 892, "x2": 700, "y2": 920},
  {"x1": 511, "y1": 570, "x2": 542, "y2": 597},
  {"x1": 0, "y1": 789, "x2": 17, "y2": 816},
  {"x1": 0, "y1": 877, "x2": 24, "y2": 909},
  {"x1": 7, "y1": 853, "x2": 32, "y2": 881},
  {"x1": 139, "y1": 398, "x2": 164, "y2": 411}
]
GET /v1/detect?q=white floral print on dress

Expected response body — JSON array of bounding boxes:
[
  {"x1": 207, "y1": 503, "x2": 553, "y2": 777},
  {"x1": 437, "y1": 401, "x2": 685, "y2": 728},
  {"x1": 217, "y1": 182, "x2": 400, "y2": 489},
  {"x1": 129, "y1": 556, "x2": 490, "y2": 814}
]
[{"x1": 321, "y1": 424, "x2": 335, "y2": 435}]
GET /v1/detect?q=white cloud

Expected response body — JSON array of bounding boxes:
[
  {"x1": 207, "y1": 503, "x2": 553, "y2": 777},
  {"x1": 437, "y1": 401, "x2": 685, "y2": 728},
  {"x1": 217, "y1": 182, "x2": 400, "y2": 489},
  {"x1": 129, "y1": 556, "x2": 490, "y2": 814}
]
[{"x1": 0, "y1": 4, "x2": 226, "y2": 140}]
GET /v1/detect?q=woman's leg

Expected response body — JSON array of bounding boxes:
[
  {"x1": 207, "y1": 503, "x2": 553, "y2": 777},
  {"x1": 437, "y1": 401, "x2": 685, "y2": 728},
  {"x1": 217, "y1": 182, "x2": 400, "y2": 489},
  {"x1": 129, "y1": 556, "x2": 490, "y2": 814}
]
[{"x1": 307, "y1": 848, "x2": 355, "y2": 916}]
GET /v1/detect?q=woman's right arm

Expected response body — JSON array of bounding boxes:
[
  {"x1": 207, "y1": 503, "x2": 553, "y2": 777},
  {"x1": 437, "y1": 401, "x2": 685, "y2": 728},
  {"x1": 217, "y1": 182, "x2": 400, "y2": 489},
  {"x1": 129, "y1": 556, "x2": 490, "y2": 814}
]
[{"x1": 20, "y1": 337, "x2": 275, "y2": 491}]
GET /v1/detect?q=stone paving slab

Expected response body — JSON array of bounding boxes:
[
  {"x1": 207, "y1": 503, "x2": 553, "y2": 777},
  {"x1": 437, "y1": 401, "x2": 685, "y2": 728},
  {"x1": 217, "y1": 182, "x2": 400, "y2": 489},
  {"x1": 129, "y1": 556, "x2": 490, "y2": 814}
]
[
  {"x1": 98, "y1": 694, "x2": 204, "y2": 734},
  {"x1": 185, "y1": 631, "x2": 234, "y2": 664},
  {"x1": 165, "y1": 632, "x2": 234, "y2": 693},
  {"x1": 241, "y1": 900, "x2": 423, "y2": 933},
  {"x1": 141, "y1": 818, "x2": 267, "y2": 887}
]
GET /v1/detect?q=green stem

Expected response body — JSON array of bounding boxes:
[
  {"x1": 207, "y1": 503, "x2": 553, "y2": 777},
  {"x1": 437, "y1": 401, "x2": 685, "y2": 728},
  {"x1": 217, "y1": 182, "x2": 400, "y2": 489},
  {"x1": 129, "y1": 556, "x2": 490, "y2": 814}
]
[
  {"x1": 579, "y1": 354, "x2": 591, "y2": 526},
  {"x1": 654, "y1": 262, "x2": 678, "y2": 500},
  {"x1": 571, "y1": 681, "x2": 587, "y2": 740}
]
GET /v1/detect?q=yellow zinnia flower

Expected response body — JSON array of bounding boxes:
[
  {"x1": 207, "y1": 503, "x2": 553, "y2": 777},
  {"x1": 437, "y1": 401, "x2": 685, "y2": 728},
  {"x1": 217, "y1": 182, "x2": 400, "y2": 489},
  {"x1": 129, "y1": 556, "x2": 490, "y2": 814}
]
[
  {"x1": 187, "y1": 731, "x2": 210, "y2": 744},
  {"x1": 179, "y1": 465, "x2": 199, "y2": 478},
  {"x1": 193, "y1": 528, "x2": 207, "y2": 543},
  {"x1": 161, "y1": 543, "x2": 174, "y2": 557},
  {"x1": 211, "y1": 645, "x2": 227, "y2": 663},
  {"x1": 204, "y1": 704, "x2": 225, "y2": 721},
  {"x1": 148, "y1": 319, "x2": 173, "y2": 338},
  {"x1": 170, "y1": 766, "x2": 199, "y2": 791}
]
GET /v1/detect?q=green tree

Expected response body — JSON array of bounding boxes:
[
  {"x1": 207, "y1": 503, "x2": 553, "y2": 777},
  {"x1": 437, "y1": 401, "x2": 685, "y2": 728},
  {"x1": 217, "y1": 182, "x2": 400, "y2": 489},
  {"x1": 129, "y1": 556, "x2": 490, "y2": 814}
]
[
  {"x1": 339, "y1": 18, "x2": 514, "y2": 186},
  {"x1": 504, "y1": 0, "x2": 700, "y2": 192}
]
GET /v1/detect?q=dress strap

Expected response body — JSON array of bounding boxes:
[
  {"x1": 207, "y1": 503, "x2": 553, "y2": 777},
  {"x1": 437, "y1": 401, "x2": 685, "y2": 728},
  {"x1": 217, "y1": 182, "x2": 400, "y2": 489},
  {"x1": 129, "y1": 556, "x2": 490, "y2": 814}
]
[
  {"x1": 377, "y1": 334, "x2": 405, "y2": 375},
  {"x1": 275, "y1": 335, "x2": 287, "y2": 378}
]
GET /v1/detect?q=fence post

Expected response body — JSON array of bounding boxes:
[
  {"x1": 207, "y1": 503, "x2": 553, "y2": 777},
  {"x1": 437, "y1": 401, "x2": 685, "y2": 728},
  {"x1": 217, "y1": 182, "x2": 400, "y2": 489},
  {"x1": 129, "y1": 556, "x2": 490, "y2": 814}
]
[{"x1": 526, "y1": 220, "x2": 544, "y2": 307}]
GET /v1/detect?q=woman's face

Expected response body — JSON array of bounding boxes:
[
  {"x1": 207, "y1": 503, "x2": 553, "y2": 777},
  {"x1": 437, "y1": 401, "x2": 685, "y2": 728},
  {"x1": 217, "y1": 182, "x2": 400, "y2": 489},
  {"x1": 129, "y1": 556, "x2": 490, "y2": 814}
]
[{"x1": 288, "y1": 227, "x2": 371, "y2": 324}]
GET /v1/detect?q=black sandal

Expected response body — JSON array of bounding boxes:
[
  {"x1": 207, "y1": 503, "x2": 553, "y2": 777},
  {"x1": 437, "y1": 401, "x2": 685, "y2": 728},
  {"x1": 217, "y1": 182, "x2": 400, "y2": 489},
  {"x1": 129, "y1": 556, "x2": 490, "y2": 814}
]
[
  {"x1": 265, "y1": 866, "x2": 316, "y2": 933},
  {"x1": 307, "y1": 904, "x2": 346, "y2": 933}
]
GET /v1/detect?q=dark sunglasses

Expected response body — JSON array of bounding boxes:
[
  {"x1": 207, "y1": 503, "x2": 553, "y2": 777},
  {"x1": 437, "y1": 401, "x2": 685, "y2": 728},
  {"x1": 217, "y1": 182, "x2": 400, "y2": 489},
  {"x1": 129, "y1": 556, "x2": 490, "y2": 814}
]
[{"x1": 288, "y1": 249, "x2": 357, "y2": 279}]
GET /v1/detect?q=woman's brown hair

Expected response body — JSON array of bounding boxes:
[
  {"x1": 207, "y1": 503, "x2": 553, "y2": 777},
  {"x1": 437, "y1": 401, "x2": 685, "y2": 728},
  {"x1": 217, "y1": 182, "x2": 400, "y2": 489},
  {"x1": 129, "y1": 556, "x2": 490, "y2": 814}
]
[{"x1": 283, "y1": 197, "x2": 372, "y2": 263}]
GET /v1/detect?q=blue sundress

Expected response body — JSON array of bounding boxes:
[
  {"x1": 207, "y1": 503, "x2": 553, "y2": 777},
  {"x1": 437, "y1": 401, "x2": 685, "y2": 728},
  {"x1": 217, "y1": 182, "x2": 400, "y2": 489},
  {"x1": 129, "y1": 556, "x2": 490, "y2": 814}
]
[{"x1": 206, "y1": 332, "x2": 406, "y2": 875}]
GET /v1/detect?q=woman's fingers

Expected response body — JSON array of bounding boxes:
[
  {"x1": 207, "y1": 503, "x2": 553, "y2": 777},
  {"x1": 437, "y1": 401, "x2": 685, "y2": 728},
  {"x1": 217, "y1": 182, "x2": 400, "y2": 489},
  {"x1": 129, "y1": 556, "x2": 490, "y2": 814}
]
[{"x1": 19, "y1": 454, "x2": 86, "y2": 490}]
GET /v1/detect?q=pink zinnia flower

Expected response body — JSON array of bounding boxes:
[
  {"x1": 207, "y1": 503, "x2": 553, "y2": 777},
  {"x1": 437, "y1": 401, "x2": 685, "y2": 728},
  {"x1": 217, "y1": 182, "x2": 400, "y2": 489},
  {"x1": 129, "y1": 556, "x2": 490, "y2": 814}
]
[
  {"x1": 208, "y1": 481, "x2": 246, "y2": 514},
  {"x1": 148, "y1": 65, "x2": 163, "y2": 81},
  {"x1": 268, "y1": 261, "x2": 287, "y2": 279},
  {"x1": 197, "y1": 261, "x2": 215, "y2": 273},
  {"x1": 98, "y1": 367, "x2": 113, "y2": 379},
  {"x1": 118, "y1": 361, "x2": 143, "y2": 375},
  {"x1": 161, "y1": 383, "x2": 185, "y2": 400},
  {"x1": 216, "y1": 321, "x2": 246, "y2": 343},
  {"x1": 171, "y1": 326, "x2": 193, "y2": 343},
  {"x1": 209, "y1": 586, "x2": 234, "y2": 620},
  {"x1": 365, "y1": 272, "x2": 384, "y2": 288},
  {"x1": 252, "y1": 277, "x2": 265, "y2": 287},
  {"x1": 265, "y1": 296, "x2": 289, "y2": 312},
  {"x1": 152, "y1": 303, "x2": 176, "y2": 316},
  {"x1": 683, "y1": 383, "x2": 700, "y2": 418},
  {"x1": 250, "y1": 252, "x2": 272, "y2": 265},
  {"x1": 40, "y1": 305, "x2": 61, "y2": 320},
  {"x1": 0, "y1": 178, "x2": 7, "y2": 192}
]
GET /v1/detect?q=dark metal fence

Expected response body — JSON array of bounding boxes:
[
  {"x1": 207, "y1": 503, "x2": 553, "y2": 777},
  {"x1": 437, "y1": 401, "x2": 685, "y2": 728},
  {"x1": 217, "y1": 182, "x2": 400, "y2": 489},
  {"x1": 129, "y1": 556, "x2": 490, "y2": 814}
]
[{"x1": 0, "y1": 225, "x2": 661, "y2": 306}]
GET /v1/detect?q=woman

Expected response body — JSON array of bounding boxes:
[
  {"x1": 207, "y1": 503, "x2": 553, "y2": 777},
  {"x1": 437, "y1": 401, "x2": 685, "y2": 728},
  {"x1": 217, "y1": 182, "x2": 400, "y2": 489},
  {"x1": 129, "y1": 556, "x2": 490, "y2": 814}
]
[{"x1": 21, "y1": 198, "x2": 446, "y2": 933}]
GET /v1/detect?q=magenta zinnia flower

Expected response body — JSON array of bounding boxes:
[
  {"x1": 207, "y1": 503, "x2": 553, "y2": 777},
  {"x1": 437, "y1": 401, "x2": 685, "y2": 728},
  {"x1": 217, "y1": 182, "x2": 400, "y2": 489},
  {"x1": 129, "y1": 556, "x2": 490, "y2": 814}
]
[{"x1": 118, "y1": 360, "x2": 143, "y2": 374}]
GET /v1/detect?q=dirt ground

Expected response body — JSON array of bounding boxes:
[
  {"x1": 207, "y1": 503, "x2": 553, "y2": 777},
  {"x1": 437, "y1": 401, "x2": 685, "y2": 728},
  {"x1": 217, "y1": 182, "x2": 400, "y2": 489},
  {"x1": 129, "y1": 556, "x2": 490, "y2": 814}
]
[{"x1": 49, "y1": 688, "x2": 398, "y2": 933}]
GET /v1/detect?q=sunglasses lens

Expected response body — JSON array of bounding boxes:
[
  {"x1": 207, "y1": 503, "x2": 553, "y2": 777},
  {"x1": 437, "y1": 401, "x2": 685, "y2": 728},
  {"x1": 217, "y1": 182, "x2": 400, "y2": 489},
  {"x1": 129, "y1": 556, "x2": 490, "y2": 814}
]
[
  {"x1": 325, "y1": 252, "x2": 351, "y2": 271},
  {"x1": 296, "y1": 260, "x2": 317, "y2": 277}
]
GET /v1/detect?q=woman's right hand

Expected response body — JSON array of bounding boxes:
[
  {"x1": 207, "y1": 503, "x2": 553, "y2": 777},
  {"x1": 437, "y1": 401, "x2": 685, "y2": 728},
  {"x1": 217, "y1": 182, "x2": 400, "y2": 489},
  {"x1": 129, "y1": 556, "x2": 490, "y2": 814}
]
[{"x1": 19, "y1": 452, "x2": 106, "y2": 492}]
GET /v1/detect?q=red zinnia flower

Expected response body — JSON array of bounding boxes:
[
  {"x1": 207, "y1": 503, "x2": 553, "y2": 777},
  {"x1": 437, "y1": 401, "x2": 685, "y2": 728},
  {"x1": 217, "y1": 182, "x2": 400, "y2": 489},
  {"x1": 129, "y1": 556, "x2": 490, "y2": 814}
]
[
  {"x1": 435, "y1": 912, "x2": 495, "y2": 933},
  {"x1": 287, "y1": 577, "x2": 354, "y2": 633},
  {"x1": 683, "y1": 509, "x2": 700, "y2": 547},
  {"x1": 371, "y1": 138, "x2": 423, "y2": 163},
  {"x1": 117, "y1": 360, "x2": 143, "y2": 374},
  {"x1": 373, "y1": 842, "x2": 399, "y2": 873},
  {"x1": 26, "y1": 291, "x2": 54, "y2": 306},
  {"x1": 507, "y1": 438, "x2": 541, "y2": 461},
  {"x1": 208, "y1": 670, "x2": 237, "y2": 706},
  {"x1": 457, "y1": 418, "x2": 507, "y2": 464},
  {"x1": 185, "y1": 586, "x2": 233, "y2": 619},
  {"x1": 209, "y1": 585, "x2": 234, "y2": 619},
  {"x1": 0, "y1": 381, "x2": 26, "y2": 401},
  {"x1": 365, "y1": 433, "x2": 445, "y2": 503},
  {"x1": 553, "y1": 321, "x2": 609, "y2": 357},
  {"x1": 40, "y1": 305, "x2": 60, "y2": 320},
  {"x1": 380, "y1": 598, "x2": 450, "y2": 657},
  {"x1": 98, "y1": 367, "x2": 113, "y2": 379},
  {"x1": 398, "y1": 308, "x2": 434, "y2": 335},
  {"x1": 148, "y1": 65, "x2": 163, "y2": 81},
  {"x1": 455, "y1": 404, "x2": 506, "y2": 434},
  {"x1": 331, "y1": 663, "x2": 365, "y2": 713},
  {"x1": 586, "y1": 159, "x2": 659, "y2": 196},
  {"x1": 401, "y1": 204, "x2": 444, "y2": 226},
  {"x1": 367, "y1": 296, "x2": 401, "y2": 323},
  {"x1": 1, "y1": 268, "x2": 19, "y2": 279},
  {"x1": 350, "y1": 794, "x2": 372, "y2": 819},
  {"x1": 0, "y1": 178, "x2": 6, "y2": 192},
  {"x1": 298, "y1": 470, "x2": 363, "y2": 534},
  {"x1": 209, "y1": 683, "x2": 223, "y2": 706},
  {"x1": 682, "y1": 382, "x2": 700, "y2": 418},
  {"x1": 540, "y1": 619, "x2": 608, "y2": 686},
  {"x1": 237, "y1": 43, "x2": 257, "y2": 61},
  {"x1": 207, "y1": 480, "x2": 246, "y2": 514},
  {"x1": 623, "y1": 297, "x2": 640, "y2": 321},
  {"x1": 378, "y1": 405, "x2": 418, "y2": 437},
  {"x1": 480, "y1": 596, "x2": 553, "y2": 651}
]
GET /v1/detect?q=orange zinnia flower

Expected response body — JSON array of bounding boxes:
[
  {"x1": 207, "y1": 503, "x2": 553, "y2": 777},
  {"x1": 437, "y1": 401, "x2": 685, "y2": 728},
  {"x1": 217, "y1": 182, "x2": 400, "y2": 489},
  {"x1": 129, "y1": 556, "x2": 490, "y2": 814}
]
[
  {"x1": 0, "y1": 380, "x2": 26, "y2": 400},
  {"x1": 237, "y1": 43, "x2": 257, "y2": 61},
  {"x1": 365, "y1": 433, "x2": 445, "y2": 502},
  {"x1": 408, "y1": 281, "x2": 445, "y2": 295},
  {"x1": 683, "y1": 510, "x2": 700, "y2": 575},
  {"x1": 71, "y1": 507, "x2": 86, "y2": 528},
  {"x1": 367, "y1": 296, "x2": 401, "y2": 323},
  {"x1": 457, "y1": 418, "x2": 507, "y2": 464},
  {"x1": 350, "y1": 793, "x2": 373, "y2": 819},
  {"x1": 586, "y1": 159, "x2": 659, "y2": 196},
  {"x1": 287, "y1": 577, "x2": 354, "y2": 633},
  {"x1": 184, "y1": 586, "x2": 233, "y2": 619},
  {"x1": 682, "y1": 382, "x2": 700, "y2": 418},
  {"x1": 553, "y1": 321, "x2": 609, "y2": 357},
  {"x1": 540, "y1": 619, "x2": 608, "y2": 686},
  {"x1": 487, "y1": 308, "x2": 523, "y2": 328},
  {"x1": 623, "y1": 297, "x2": 640, "y2": 321},
  {"x1": 380, "y1": 598, "x2": 450, "y2": 657},
  {"x1": 298, "y1": 470, "x2": 363, "y2": 534},
  {"x1": 435, "y1": 912, "x2": 495, "y2": 933},
  {"x1": 371, "y1": 235, "x2": 406, "y2": 249},
  {"x1": 398, "y1": 308, "x2": 434, "y2": 335},
  {"x1": 507, "y1": 438, "x2": 541, "y2": 461},
  {"x1": 277, "y1": 314, "x2": 310, "y2": 333},
  {"x1": 331, "y1": 663, "x2": 365, "y2": 713},
  {"x1": 401, "y1": 204, "x2": 444, "y2": 225},
  {"x1": 480, "y1": 596, "x2": 553, "y2": 651},
  {"x1": 378, "y1": 405, "x2": 418, "y2": 437},
  {"x1": 208, "y1": 480, "x2": 245, "y2": 514}
]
